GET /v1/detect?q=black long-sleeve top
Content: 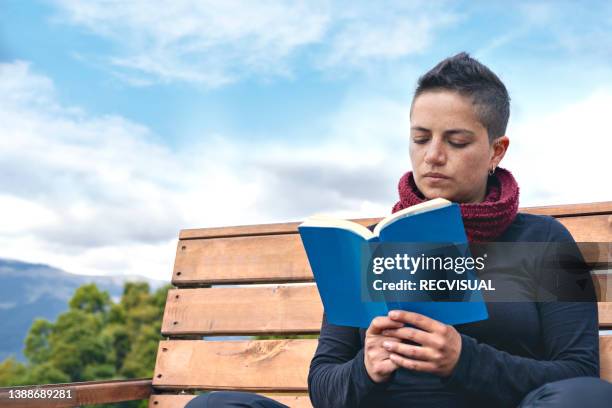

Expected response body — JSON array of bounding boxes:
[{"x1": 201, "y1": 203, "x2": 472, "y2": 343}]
[{"x1": 308, "y1": 213, "x2": 600, "y2": 408}]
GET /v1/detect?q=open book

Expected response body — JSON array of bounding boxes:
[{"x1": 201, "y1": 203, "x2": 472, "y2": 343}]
[{"x1": 298, "y1": 198, "x2": 488, "y2": 328}]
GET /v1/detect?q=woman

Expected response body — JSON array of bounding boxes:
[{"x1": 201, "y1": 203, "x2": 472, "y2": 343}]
[{"x1": 186, "y1": 53, "x2": 612, "y2": 408}]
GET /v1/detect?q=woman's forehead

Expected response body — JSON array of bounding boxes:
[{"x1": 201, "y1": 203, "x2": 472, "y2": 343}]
[{"x1": 411, "y1": 90, "x2": 487, "y2": 134}]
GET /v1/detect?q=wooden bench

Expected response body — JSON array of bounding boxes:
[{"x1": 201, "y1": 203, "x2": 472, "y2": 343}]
[{"x1": 1, "y1": 201, "x2": 611, "y2": 408}]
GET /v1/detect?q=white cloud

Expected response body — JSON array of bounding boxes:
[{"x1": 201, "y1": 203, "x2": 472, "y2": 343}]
[
  {"x1": 0, "y1": 60, "x2": 408, "y2": 279},
  {"x1": 505, "y1": 88, "x2": 612, "y2": 206},
  {"x1": 517, "y1": 1, "x2": 612, "y2": 58},
  {"x1": 0, "y1": 61, "x2": 257, "y2": 279},
  {"x1": 472, "y1": 2, "x2": 612, "y2": 63},
  {"x1": 50, "y1": 0, "x2": 459, "y2": 86},
  {"x1": 318, "y1": 3, "x2": 460, "y2": 70}
]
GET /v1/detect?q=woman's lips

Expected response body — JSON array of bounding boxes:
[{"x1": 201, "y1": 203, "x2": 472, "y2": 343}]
[
  {"x1": 423, "y1": 173, "x2": 450, "y2": 184},
  {"x1": 423, "y1": 172, "x2": 449, "y2": 179}
]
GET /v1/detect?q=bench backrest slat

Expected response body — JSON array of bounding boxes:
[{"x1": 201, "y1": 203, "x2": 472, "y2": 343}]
[
  {"x1": 172, "y1": 208, "x2": 612, "y2": 285},
  {"x1": 161, "y1": 285, "x2": 323, "y2": 335},
  {"x1": 161, "y1": 285, "x2": 612, "y2": 336},
  {"x1": 153, "y1": 340, "x2": 317, "y2": 391}
]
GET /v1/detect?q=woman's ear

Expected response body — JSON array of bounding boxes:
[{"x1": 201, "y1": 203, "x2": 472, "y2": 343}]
[{"x1": 490, "y1": 136, "x2": 510, "y2": 168}]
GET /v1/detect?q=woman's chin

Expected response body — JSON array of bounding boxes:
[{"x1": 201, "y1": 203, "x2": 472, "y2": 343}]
[{"x1": 420, "y1": 188, "x2": 455, "y2": 202}]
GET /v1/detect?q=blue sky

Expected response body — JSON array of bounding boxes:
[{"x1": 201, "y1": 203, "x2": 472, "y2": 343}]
[
  {"x1": 1, "y1": 0, "x2": 611, "y2": 280},
  {"x1": 4, "y1": 0, "x2": 610, "y2": 145}
]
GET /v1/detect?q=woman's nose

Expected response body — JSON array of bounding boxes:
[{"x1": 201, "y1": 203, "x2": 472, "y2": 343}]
[{"x1": 424, "y1": 139, "x2": 446, "y2": 165}]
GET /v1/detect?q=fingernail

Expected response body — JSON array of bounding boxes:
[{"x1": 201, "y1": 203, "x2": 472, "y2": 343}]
[
  {"x1": 383, "y1": 341, "x2": 391, "y2": 349},
  {"x1": 389, "y1": 311, "x2": 399, "y2": 319}
]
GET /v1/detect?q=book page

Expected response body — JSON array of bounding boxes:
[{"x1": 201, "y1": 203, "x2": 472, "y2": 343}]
[
  {"x1": 373, "y1": 197, "x2": 451, "y2": 237},
  {"x1": 299, "y1": 215, "x2": 375, "y2": 240}
]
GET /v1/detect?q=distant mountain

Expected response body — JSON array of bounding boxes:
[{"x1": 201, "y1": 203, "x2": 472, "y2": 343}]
[{"x1": 0, "y1": 258, "x2": 168, "y2": 363}]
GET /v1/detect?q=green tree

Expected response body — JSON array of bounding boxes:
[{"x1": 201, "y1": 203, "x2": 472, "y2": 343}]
[
  {"x1": 0, "y1": 357, "x2": 28, "y2": 386},
  {"x1": 23, "y1": 319, "x2": 53, "y2": 365},
  {"x1": 0, "y1": 281, "x2": 171, "y2": 408}
]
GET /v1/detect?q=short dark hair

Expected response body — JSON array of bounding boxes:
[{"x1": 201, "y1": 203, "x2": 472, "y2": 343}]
[{"x1": 413, "y1": 52, "x2": 510, "y2": 142}]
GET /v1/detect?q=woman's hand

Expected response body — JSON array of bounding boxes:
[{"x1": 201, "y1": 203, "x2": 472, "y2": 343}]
[
  {"x1": 363, "y1": 316, "x2": 405, "y2": 383},
  {"x1": 380, "y1": 310, "x2": 462, "y2": 378}
]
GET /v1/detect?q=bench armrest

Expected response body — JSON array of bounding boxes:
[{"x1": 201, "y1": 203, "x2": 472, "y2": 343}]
[{"x1": 0, "y1": 378, "x2": 153, "y2": 408}]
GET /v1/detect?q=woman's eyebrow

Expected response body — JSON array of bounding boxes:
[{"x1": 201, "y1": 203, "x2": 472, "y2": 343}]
[
  {"x1": 444, "y1": 128, "x2": 475, "y2": 137},
  {"x1": 410, "y1": 126, "x2": 475, "y2": 137}
]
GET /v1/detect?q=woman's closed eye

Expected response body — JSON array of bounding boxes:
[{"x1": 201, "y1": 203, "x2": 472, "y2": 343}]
[
  {"x1": 448, "y1": 141, "x2": 469, "y2": 148},
  {"x1": 412, "y1": 137, "x2": 469, "y2": 148}
]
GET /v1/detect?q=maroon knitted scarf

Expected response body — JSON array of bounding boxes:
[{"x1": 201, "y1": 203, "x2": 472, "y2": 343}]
[{"x1": 391, "y1": 167, "x2": 520, "y2": 243}]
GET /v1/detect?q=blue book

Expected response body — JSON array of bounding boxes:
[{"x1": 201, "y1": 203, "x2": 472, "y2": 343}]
[{"x1": 298, "y1": 198, "x2": 489, "y2": 328}]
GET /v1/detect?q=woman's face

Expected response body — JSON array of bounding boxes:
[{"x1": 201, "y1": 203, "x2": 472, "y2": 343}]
[{"x1": 409, "y1": 90, "x2": 508, "y2": 203}]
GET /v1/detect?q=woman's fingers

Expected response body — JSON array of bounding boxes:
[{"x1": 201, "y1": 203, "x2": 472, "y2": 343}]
[
  {"x1": 382, "y1": 340, "x2": 440, "y2": 362},
  {"x1": 378, "y1": 358, "x2": 400, "y2": 373},
  {"x1": 366, "y1": 316, "x2": 404, "y2": 336},
  {"x1": 381, "y1": 327, "x2": 444, "y2": 349},
  {"x1": 388, "y1": 353, "x2": 439, "y2": 373},
  {"x1": 364, "y1": 317, "x2": 405, "y2": 383},
  {"x1": 388, "y1": 310, "x2": 447, "y2": 333},
  {"x1": 379, "y1": 321, "x2": 463, "y2": 377}
]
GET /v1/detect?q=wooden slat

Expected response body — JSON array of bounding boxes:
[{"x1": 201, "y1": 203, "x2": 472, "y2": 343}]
[
  {"x1": 577, "y1": 243, "x2": 611, "y2": 267},
  {"x1": 153, "y1": 340, "x2": 317, "y2": 391},
  {"x1": 152, "y1": 338, "x2": 612, "y2": 391},
  {"x1": 161, "y1": 286, "x2": 323, "y2": 336},
  {"x1": 560, "y1": 215, "x2": 612, "y2": 242},
  {"x1": 599, "y1": 301, "x2": 612, "y2": 326},
  {"x1": 178, "y1": 202, "x2": 612, "y2": 240},
  {"x1": 161, "y1": 284, "x2": 612, "y2": 335},
  {"x1": 180, "y1": 221, "x2": 300, "y2": 240},
  {"x1": 520, "y1": 202, "x2": 612, "y2": 218},
  {"x1": 172, "y1": 215, "x2": 611, "y2": 286},
  {"x1": 601, "y1": 336, "x2": 612, "y2": 382},
  {"x1": 148, "y1": 394, "x2": 312, "y2": 408},
  {"x1": 173, "y1": 234, "x2": 312, "y2": 285},
  {"x1": 179, "y1": 218, "x2": 381, "y2": 240},
  {"x1": 0, "y1": 379, "x2": 152, "y2": 408},
  {"x1": 595, "y1": 273, "x2": 612, "y2": 304}
]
